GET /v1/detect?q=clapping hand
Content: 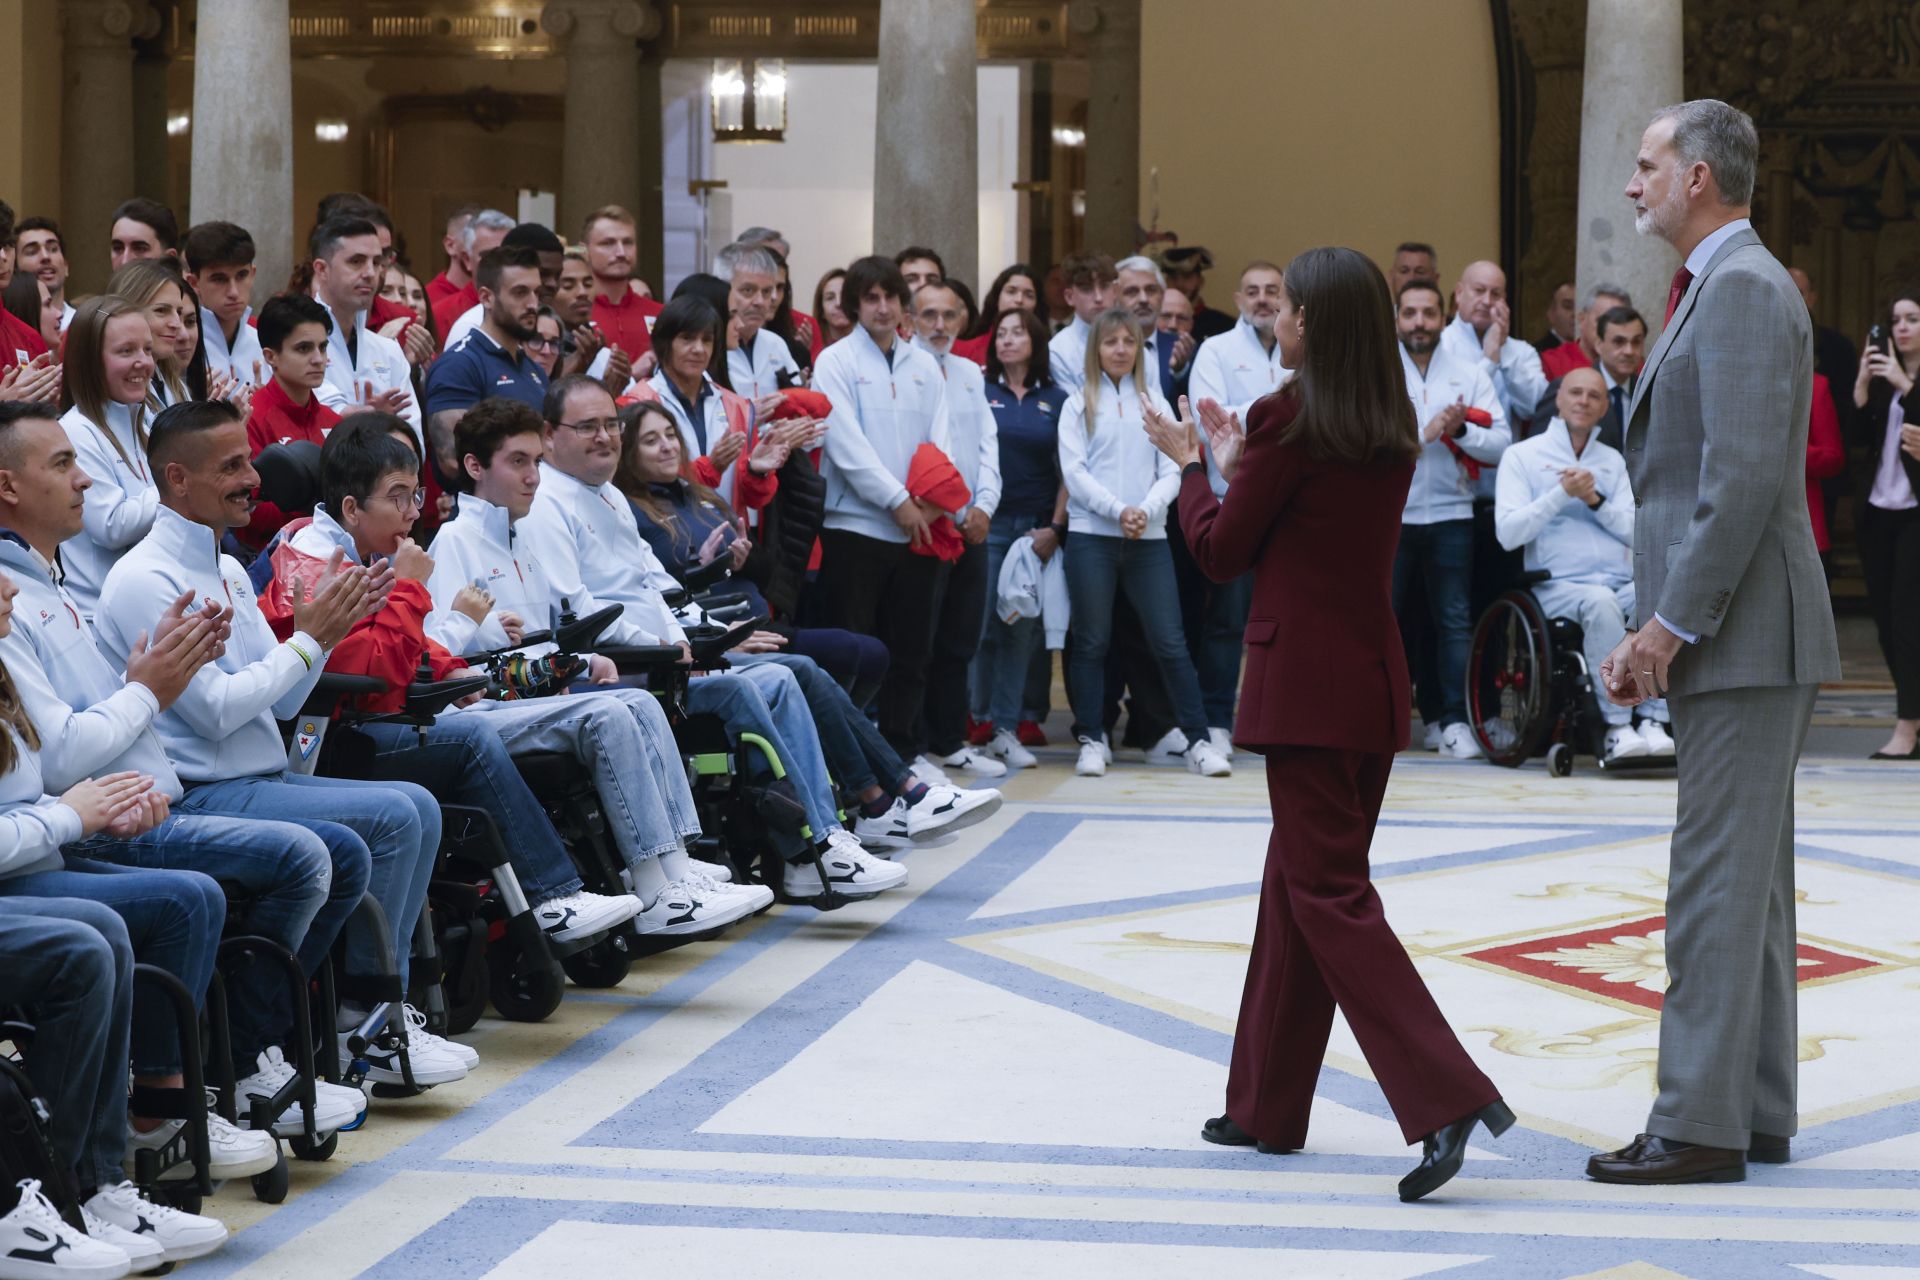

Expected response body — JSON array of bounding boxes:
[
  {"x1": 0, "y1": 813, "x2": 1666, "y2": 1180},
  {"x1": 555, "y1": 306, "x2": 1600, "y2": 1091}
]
[
  {"x1": 727, "y1": 520, "x2": 753, "y2": 569},
  {"x1": 1141, "y1": 394, "x2": 1201, "y2": 468},
  {"x1": 0, "y1": 353, "x2": 61, "y2": 404},
  {"x1": 1423, "y1": 400, "x2": 1467, "y2": 444},
  {"x1": 710, "y1": 429, "x2": 747, "y2": 471},
  {"x1": 61, "y1": 772, "x2": 155, "y2": 837},
  {"x1": 1559, "y1": 467, "x2": 1598, "y2": 504},
  {"x1": 1194, "y1": 397, "x2": 1246, "y2": 482},
  {"x1": 106, "y1": 790, "x2": 170, "y2": 838}
]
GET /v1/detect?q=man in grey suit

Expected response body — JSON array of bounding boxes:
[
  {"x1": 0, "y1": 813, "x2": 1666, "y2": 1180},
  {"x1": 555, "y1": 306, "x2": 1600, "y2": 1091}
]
[{"x1": 1586, "y1": 100, "x2": 1842, "y2": 1185}]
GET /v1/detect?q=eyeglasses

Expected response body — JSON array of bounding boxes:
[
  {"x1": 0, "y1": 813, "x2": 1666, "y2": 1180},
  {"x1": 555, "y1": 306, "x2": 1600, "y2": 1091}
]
[
  {"x1": 556, "y1": 417, "x2": 623, "y2": 438},
  {"x1": 379, "y1": 487, "x2": 427, "y2": 511},
  {"x1": 525, "y1": 335, "x2": 561, "y2": 352}
]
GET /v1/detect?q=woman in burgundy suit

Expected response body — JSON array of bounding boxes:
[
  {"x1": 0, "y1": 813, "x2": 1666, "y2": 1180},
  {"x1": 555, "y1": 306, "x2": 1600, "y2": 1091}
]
[{"x1": 1142, "y1": 246, "x2": 1512, "y2": 1202}]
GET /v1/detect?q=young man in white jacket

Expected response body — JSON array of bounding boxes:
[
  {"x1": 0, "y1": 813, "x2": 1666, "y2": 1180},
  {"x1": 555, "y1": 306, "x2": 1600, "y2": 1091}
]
[
  {"x1": 309, "y1": 215, "x2": 420, "y2": 435},
  {"x1": 1493, "y1": 368, "x2": 1672, "y2": 761},
  {"x1": 1394, "y1": 279, "x2": 1510, "y2": 758},
  {"x1": 0, "y1": 401, "x2": 372, "y2": 1146},
  {"x1": 92, "y1": 399, "x2": 476, "y2": 1088},
  {"x1": 423, "y1": 398, "x2": 777, "y2": 920},
  {"x1": 909, "y1": 281, "x2": 1005, "y2": 780},
  {"x1": 811, "y1": 255, "x2": 955, "y2": 763}
]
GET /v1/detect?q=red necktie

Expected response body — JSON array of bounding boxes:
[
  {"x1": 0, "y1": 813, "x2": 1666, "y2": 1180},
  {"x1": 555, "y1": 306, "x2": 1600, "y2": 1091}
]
[{"x1": 1664, "y1": 265, "x2": 1694, "y2": 325}]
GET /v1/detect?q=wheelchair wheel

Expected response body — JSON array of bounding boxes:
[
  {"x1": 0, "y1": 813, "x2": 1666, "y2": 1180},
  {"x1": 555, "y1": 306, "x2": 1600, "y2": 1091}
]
[
  {"x1": 290, "y1": 1129, "x2": 337, "y2": 1162},
  {"x1": 561, "y1": 935, "x2": 633, "y2": 989},
  {"x1": 251, "y1": 1147, "x2": 290, "y2": 1203},
  {"x1": 488, "y1": 940, "x2": 566, "y2": 1023},
  {"x1": 1468, "y1": 591, "x2": 1557, "y2": 767},
  {"x1": 1547, "y1": 742, "x2": 1575, "y2": 777}
]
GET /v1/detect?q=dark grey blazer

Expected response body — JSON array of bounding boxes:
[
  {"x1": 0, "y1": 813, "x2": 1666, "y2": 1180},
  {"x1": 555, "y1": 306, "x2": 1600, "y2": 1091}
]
[{"x1": 1623, "y1": 226, "x2": 1841, "y2": 696}]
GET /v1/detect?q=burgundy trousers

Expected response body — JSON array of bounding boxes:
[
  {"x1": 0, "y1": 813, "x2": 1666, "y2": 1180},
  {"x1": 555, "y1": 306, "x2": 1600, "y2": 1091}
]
[{"x1": 1225, "y1": 747, "x2": 1500, "y2": 1147}]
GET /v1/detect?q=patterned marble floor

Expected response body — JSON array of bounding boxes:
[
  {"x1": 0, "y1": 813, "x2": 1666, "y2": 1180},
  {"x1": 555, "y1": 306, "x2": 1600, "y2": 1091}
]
[{"x1": 186, "y1": 711, "x2": 1920, "y2": 1280}]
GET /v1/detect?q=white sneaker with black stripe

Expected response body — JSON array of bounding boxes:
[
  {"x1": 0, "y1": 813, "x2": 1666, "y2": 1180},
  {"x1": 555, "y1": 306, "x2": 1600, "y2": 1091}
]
[
  {"x1": 981, "y1": 727, "x2": 1038, "y2": 770},
  {"x1": 689, "y1": 857, "x2": 733, "y2": 884},
  {"x1": 686, "y1": 863, "x2": 774, "y2": 914},
  {"x1": 782, "y1": 835, "x2": 908, "y2": 900},
  {"x1": 904, "y1": 784, "x2": 1002, "y2": 840},
  {"x1": 909, "y1": 756, "x2": 957, "y2": 788},
  {"x1": 84, "y1": 1180, "x2": 228, "y2": 1264},
  {"x1": 533, "y1": 889, "x2": 643, "y2": 943},
  {"x1": 230, "y1": 1046, "x2": 365, "y2": 1137},
  {"x1": 934, "y1": 745, "x2": 1008, "y2": 778},
  {"x1": 852, "y1": 798, "x2": 911, "y2": 850},
  {"x1": 0, "y1": 1179, "x2": 130, "y2": 1280},
  {"x1": 634, "y1": 880, "x2": 757, "y2": 935}
]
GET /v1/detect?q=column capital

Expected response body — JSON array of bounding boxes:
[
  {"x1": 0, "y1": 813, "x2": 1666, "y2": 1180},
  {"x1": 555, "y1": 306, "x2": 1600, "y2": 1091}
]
[
  {"x1": 541, "y1": 0, "x2": 658, "y2": 44},
  {"x1": 60, "y1": 0, "x2": 161, "y2": 47}
]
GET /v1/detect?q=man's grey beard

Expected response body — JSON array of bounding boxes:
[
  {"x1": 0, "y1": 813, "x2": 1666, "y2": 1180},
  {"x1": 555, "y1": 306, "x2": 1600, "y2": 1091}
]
[{"x1": 1402, "y1": 331, "x2": 1438, "y2": 355}]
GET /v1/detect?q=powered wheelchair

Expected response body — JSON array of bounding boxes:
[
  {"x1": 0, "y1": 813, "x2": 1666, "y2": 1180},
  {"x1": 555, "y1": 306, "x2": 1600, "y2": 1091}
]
[{"x1": 1465, "y1": 569, "x2": 1675, "y2": 775}]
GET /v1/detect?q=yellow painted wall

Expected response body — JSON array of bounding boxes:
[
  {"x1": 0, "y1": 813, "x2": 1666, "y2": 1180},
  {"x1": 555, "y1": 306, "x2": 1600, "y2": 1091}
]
[
  {"x1": 1139, "y1": 0, "x2": 1501, "y2": 291},
  {"x1": 0, "y1": 0, "x2": 64, "y2": 218}
]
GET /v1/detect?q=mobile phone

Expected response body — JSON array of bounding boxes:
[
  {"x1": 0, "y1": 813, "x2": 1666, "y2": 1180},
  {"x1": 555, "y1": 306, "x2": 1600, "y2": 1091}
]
[{"x1": 1870, "y1": 324, "x2": 1888, "y2": 355}]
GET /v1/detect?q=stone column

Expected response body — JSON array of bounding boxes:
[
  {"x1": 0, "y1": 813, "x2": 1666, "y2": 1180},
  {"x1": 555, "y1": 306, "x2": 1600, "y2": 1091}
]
[
  {"x1": 874, "y1": 0, "x2": 978, "y2": 287},
  {"x1": 1574, "y1": 0, "x2": 1683, "y2": 337},
  {"x1": 191, "y1": 0, "x2": 294, "y2": 295},
  {"x1": 543, "y1": 0, "x2": 657, "y2": 250},
  {"x1": 62, "y1": 0, "x2": 159, "y2": 296},
  {"x1": 131, "y1": 35, "x2": 171, "y2": 207},
  {"x1": 1071, "y1": 0, "x2": 1141, "y2": 259}
]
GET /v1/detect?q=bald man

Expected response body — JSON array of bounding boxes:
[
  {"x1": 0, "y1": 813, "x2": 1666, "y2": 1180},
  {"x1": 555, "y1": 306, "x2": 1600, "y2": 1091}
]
[
  {"x1": 1441, "y1": 261, "x2": 1549, "y2": 426},
  {"x1": 1493, "y1": 366, "x2": 1671, "y2": 761}
]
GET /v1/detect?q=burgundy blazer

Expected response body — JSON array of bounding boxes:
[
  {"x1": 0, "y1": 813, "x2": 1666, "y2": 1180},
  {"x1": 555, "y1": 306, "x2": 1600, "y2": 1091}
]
[{"x1": 1178, "y1": 388, "x2": 1415, "y2": 755}]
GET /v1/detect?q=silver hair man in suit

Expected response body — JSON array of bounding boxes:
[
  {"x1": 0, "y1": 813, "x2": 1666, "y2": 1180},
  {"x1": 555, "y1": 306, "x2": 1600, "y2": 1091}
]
[{"x1": 1587, "y1": 99, "x2": 1842, "y2": 1185}]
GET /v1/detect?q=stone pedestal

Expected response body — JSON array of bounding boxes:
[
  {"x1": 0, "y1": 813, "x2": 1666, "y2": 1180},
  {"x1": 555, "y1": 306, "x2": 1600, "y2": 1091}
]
[
  {"x1": 1073, "y1": 0, "x2": 1141, "y2": 259},
  {"x1": 1575, "y1": 0, "x2": 1683, "y2": 337},
  {"x1": 874, "y1": 0, "x2": 978, "y2": 288},
  {"x1": 544, "y1": 0, "x2": 656, "y2": 249},
  {"x1": 61, "y1": 0, "x2": 158, "y2": 295},
  {"x1": 191, "y1": 0, "x2": 294, "y2": 295}
]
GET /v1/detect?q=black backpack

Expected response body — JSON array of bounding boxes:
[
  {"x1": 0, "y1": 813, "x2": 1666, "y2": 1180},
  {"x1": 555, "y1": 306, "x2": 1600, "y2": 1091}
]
[{"x1": 0, "y1": 1053, "x2": 85, "y2": 1229}]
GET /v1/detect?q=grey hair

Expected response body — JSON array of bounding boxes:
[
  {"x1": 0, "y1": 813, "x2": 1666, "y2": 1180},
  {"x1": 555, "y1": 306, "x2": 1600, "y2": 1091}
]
[
  {"x1": 1650, "y1": 99, "x2": 1757, "y2": 206},
  {"x1": 1579, "y1": 281, "x2": 1631, "y2": 312},
  {"x1": 737, "y1": 226, "x2": 785, "y2": 246},
  {"x1": 461, "y1": 208, "x2": 514, "y2": 253},
  {"x1": 1114, "y1": 254, "x2": 1164, "y2": 287},
  {"x1": 713, "y1": 241, "x2": 781, "y2": 281}
]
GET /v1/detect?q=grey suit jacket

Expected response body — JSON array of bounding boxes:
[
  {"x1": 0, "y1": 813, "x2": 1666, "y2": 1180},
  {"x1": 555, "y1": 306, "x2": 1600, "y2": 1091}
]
[{"x1": 1623, "y1": 226, "x2": 1841, "y2": 696}]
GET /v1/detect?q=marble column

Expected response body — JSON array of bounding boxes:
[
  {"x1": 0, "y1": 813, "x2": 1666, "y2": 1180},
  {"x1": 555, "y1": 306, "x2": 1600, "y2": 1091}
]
[
  {"x1": 1574, "y1": 0, "x2": 1683, "y2": 337},
  {"x1": 131, "y1": 36, "x2": 171, "y2": 207},
  {"x1": 543, "y1": 0, "x2": 657, "y2": 249},
  {"x1": 191, "y1": 0, "x2": 293, "y2": 296},
  {"x1": 61, "y1": 0, "x2": 158, "y2": 296},
  {"x1": 1072, "y1": 0, "x2": 1141, "y2": 259},
  {"x1": 874, "y1": 0, "x2": 978, "y2": 288}
]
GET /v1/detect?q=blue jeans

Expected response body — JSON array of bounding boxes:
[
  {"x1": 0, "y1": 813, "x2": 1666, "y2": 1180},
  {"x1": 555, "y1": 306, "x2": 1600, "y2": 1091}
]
[
  {"x1": 789, "y1": 628, "x2": 889, "y2": 711},
  {"x1": 0, "y1": 897, "x2": 134, "y2": 1191},
  {"x1": 689, "y1": 666, "x2": 840, "y2": 838},
  {"x1": 181, "y1": 772, "x2": 435, "y2": 987},
  {"x1": 1392, "y1": 519, "x2": 1475, "y2": 729},
  {"x1": 464, "y1": 688, "x2": 700, "y2": 871},
  {"x1": 1063, "y1": 534, "x2": 1208, "y2": 741},
  {"x1": 0, "y1": 859, "x2": 222, "y2": 1079},
  {"x1": 1197, "y1": 572, "x2": 1253, "y2": 729},
  {"x1": 354, "y1": 716, "x2": 583, "y2": 902},
  {"x1": 733, "y1": 651, "x2": 913, "y2": 798},
  {"x1": 973, "y1": 511, "x2": 1051, "y2": 729},
  {"x1": 77, "y1": 812, "x2": 337, "y2": 1075}
]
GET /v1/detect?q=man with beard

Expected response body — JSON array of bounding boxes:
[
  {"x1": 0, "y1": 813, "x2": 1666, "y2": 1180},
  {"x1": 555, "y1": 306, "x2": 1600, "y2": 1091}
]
[
  {"x1": 1392, "y1": 278, "x2": 1508, "y2": 759},
  {"x1": 717, "y1": 240, "x2": 801, "y2": 400},
  {"x1": 1116, "y1": 255, "x2": 1182, "y2": 402},
  {"x1": 440, "y1": 224, "x2": 566, "y2": 351},
  {"x1": 1183, "y1": 261, "x2": 1293, "y2": 750},
  {"x1": 311, "y1": 214, "x2": 421, "y2": 433},
  {"x1": 424, "y1": 246, "x2": 550, "y2": 485}
]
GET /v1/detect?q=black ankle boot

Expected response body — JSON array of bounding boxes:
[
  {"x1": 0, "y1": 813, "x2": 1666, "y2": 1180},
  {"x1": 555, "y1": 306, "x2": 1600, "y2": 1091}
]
[
  {"x1": 1200, "y1": 1114, "x2": 1296, "y2": 1155},
  {"x1": 1399, "y1": 1099, "x2": 1516, "y2": 1202}
]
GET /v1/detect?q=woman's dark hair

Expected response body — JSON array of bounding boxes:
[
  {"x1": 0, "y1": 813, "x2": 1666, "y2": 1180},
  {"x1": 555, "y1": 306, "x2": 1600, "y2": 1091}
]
[
  {"x1": 947, "y1": 277, "x2": 979, "y2": 338},
  {"x1": 762, "y1": 247, "x2": 813, "y2": 372},
  {"x1": 983, "y1": 307, "x2": 1053, "y2": 388},
  {"x1": 176, "y1": 276, "x2": 212, "y2": 403},
  {"x1": 965, "y1": 263, "x2": 1047, "y2": 338},
  {"x1": 0, "y1": 653, "x2": 41, "y2": 778},
  {"x1": 2, "y1": 274, "x2": 41, "y2": 339},
  {"x1": 1862, "y1": 290, "x2": 1920, "y2": 428},
  {"x1": 614, "y1": 399, "x2": 725, "y2": 529},
  {"x1": 811, "y1": 268, "x2": 848, "y2": 338},
  {"x1": 321, "y1": 416, "x2": 422, "y2": 515},
  {"x1": 1278, "y1": 246, "x2": 1418, "y2": 466},
  {"x1": 653, "y1": 292, "x2": 728, "y2": 390}
]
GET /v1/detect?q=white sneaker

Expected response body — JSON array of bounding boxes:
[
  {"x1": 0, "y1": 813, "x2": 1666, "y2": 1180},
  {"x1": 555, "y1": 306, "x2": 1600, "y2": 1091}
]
[
  {"x1": 686, "y1": 863, "x2": 774, "y2": 913},
  {"x1": 534, "y1": 889, "x2": 643, "y2": 943},
  {"x1": 909, "y1": 756, "x2": 957, "y2": 788},
  {"x1": 904, "y1": 784, "x2": 1003, "y2": 840},
  {"x1": 1604, "y1": 725, "x2": 1650, "y2": 763},
  {"x1": 126, "y1": 1110, "x2": 279, "y2": 1183},
  {"x1": 689, "y1": 857, "x2": 733, "y2": 884},
  {"x1": 935, "y1": 745, "x2": 1008, "y2": 778},
  {"x1": 1144, "y1": 727, "x2": 1191, "y2": 766},
  {"x1": 82, "y1": 1182, "x2": 225, "y2": 1265},
  {"x1": 1423, "y1": 721, "x2": 1443, "y2": 751},
  {"x1": 1076, "y1": 736, "x2": 1109, "y2": 777},
  {"x1": 1481, "y1": 717, "x2": 1518, "y2": 753},
  {"x1": 851, "y1": 798, "x2": 911, "y2": 850},
  {"x1": 341, "y1": 1018, "x2": 469, "y2": 1088},
  {"x1": 634, "y1": 880, "x2": 757, "y2": 935},
  {"x1": 1187, "y1": 739, "x2": 1233, "y2": 777},
  {"x1": 405, "y1": 1004, "x2": 479, "y2": 1071},
  {"x1": 0, "y1": 1179, "x2": 130, "y2": 1280},
  {"x1": 232, "y1": 1046, "x2": 364, "y2": 1137},
  {"x1": 1439, "y1": 723, "x2": 1484, "y2": 759},
  {"x1": 1207, "y1": 727, "x2": 1234, "y2": 756},
  {"x1": 981, "y1": 727, "x2": 1038, "y2": 770},
  {"x1": 782, "y1": 839, "x2": 908, "y2": 900},
  {"x1": 1636, "y1": 720, "x2": 1675, "y2": 756}
]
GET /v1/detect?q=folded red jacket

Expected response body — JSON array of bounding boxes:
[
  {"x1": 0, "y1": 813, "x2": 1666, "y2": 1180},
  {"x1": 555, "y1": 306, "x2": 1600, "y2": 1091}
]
[{"x1": 905, "y1": 442, "x2": 971, "y2": 562}]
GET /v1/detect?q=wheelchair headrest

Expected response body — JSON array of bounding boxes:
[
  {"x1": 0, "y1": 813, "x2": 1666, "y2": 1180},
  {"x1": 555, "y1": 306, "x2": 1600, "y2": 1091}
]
[{"x1": 254, "y1": 441, "x2": 323, "y2": 516}]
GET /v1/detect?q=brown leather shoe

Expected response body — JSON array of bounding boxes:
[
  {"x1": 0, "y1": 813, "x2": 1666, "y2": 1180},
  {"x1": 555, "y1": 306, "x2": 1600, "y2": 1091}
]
[
  {"x1": 1749, "y1": 1133, "x2": 1790, "y2": 1164},
  {"x1": 1586, "y1": 1134, "x2": 1745, "y2": 1184}
]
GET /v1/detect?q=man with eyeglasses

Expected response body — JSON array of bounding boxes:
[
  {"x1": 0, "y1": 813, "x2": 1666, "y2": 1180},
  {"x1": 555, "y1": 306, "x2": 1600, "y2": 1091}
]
[{"x1": 715, "y1": 241, "x2": 801, "y2": 401}]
